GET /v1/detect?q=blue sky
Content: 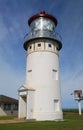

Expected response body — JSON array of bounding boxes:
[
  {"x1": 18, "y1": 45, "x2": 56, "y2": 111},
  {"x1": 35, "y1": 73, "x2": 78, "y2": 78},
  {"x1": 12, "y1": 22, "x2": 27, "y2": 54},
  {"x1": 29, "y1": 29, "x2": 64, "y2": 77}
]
[{"x1": 0, "y1": 0, "x2": 83, "y2": 109}]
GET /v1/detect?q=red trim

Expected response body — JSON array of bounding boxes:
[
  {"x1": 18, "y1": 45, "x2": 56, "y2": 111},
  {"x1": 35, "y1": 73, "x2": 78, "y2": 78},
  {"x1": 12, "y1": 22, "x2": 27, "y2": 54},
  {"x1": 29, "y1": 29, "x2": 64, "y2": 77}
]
[{"x1": 28, "y1": 10, "x2": 57, "y2": 26}]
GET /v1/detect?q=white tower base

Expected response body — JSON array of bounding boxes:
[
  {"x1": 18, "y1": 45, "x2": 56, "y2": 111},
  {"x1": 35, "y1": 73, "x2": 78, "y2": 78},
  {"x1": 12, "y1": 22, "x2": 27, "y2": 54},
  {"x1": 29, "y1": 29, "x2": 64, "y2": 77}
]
[
  {"x1": 18, "y1": 85, "x2": 63, "y2": 121},
  {"x1": 33, "y1": 112, "x2": 63, "y2": 121}
]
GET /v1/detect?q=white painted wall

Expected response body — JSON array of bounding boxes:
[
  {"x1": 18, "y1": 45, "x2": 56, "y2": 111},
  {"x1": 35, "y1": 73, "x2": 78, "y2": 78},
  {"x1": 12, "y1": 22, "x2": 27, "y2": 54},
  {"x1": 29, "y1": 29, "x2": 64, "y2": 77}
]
[
  {"x1": 18, "y1": 96, "x2": 26, "y2": 118},
  {"x1": 0, "y1": 104, "x2": 18, "y2": 116},
  {"x1": 25, "y1": 40, "x2": 63, "y2": 120},
  {"x1": 26, "y1": 90, "x2": 35, "y2": 119},
  {"x1": 0, "y1": 105, "x2": 7, "y2": 116}
]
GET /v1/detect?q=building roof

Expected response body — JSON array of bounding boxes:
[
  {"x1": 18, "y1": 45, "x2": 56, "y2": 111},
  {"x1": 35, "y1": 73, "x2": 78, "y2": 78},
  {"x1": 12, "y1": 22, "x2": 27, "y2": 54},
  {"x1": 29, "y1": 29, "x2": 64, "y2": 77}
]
[
  {"x1": 0, "y1": 95, "x2": 18, "y2": 104},
  {"x1": 28, "y1": 10, "x2": 58, "y2": 26}
]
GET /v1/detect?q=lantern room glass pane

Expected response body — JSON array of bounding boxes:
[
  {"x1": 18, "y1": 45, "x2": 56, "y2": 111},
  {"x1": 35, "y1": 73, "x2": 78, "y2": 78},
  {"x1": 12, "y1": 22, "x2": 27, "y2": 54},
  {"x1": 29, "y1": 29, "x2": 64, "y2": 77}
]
[{"x1": 29, "y1": 18, "x2": 56, "y2": 39}]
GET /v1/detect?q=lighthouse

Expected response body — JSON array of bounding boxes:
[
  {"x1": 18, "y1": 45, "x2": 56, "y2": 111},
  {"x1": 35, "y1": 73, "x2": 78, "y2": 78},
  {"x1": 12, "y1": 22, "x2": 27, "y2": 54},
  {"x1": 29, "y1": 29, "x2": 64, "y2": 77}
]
[{"x1": 18, "y1": 10, "x2": 63, "y2": 120}]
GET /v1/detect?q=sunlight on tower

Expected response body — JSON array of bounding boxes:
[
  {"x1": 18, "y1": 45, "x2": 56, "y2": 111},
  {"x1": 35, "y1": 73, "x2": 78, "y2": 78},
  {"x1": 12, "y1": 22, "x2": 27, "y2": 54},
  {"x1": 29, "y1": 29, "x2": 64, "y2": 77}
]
[{"x1": 18, "y1": 10, "x2": 63, "y2": 121}]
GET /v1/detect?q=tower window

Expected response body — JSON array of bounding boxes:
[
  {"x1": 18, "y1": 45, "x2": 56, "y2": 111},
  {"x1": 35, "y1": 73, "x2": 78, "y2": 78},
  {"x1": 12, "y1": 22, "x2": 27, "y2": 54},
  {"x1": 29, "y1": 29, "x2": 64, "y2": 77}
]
[
  {"x1": 54, "y1": 99, "x2": 59, "y2": 111},
  {"x1": 52, "y1": 69, "x2": 57, "y2": 72},
  {"x1": 28, "y1": 70, "x2": 32, "y2": 72},
  {"x1": 29, "y1": 45, "x2": 32, "y2": 49},
  {"x1": 48, "y1": 44, "x2": 52, "y2": 48},
  {"x1": 38, "y1": 43, "x2": 41, "y2": 47},
  {"x1": 52, "y1": 69, "x2": 58, "y2": 80},
  {"x1": 27, "y1": 70, "x2": 32, "y2": 80}
]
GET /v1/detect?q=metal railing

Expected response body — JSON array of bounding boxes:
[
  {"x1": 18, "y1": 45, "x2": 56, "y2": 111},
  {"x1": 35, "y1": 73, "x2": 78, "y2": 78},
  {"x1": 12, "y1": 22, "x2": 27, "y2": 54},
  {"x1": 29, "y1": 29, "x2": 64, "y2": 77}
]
[{"x1": 24, "y1": 30, "x2": 62, "y2": 42}]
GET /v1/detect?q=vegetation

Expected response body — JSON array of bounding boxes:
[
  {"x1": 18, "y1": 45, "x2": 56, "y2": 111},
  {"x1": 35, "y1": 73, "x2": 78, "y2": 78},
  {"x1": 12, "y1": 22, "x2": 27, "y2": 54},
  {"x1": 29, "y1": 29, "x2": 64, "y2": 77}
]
[
  {"x1": 63, "y1": 108, "x2": 83, "y2": 113},
  {"x1": 0, "y1": 111, "x2": 83, "y2": 130},
  {"x1": 0, "y1": 115, "x2": 17, "y2": 120}
]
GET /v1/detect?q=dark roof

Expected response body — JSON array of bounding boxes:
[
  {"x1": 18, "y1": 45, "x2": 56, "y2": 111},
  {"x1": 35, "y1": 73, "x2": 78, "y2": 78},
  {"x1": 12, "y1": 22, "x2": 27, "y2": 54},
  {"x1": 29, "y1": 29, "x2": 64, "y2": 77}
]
[
  {"x1": 28, "y1": 10, "x2": 57, "y2": 26},
  {"x1": 0, "y1": 95, "x2": 18, "y2": 104}
]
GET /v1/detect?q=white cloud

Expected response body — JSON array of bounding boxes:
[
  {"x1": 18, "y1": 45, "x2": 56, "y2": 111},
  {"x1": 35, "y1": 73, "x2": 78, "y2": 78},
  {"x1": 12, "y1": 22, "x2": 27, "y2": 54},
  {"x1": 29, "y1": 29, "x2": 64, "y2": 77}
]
[
  {"x1": 0, "y1": 54, "x2": 25, "y2": 98},
  {"x1": 0, "y1": 15, "x2": 9, "y2": 44},
  {"x1": 0, "y1": 3, "x2": 28, "y2": 99},
  {"x1": 0, "y1": 16, "x2": 25, "y2": 98},
  {"x1": 61, "y1": 63, "x2": 83, "y2": 108}
]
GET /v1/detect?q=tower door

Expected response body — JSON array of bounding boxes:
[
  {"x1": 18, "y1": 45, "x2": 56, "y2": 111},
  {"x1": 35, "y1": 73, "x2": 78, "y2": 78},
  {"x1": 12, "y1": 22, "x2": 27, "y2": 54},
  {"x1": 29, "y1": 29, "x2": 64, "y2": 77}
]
[
  {"x1": 26, "y1": 90, "x2": 35, "y2": 119},
  {"x1": 19, "y1": 94, "x2": 27, "y2": 119},
  {"x1": 54, "y1": 99, "x2": 59, "y2": 111},
  {"x1": 21, "y1": 95, "x2": 27, "y2": 118}
]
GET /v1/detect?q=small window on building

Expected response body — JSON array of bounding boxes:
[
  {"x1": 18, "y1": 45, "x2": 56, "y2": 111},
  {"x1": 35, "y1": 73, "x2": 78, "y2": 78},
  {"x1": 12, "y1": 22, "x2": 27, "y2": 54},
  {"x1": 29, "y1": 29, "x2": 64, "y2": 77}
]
[
  {"x1": 13, "y1": 104, "x2": 18, "y2": 110},
  {"x1": 52, "y1": 69, "x2": 57, "y2": 72},
  {"x1": 27, "y1": 69, "x2": 32, "y2": 80},
  {"x1": 48, "y1": 44, "x2": 52, "y2": 48},
  {"x1": 28, "y1": 70, "x2": 32, "y2": 72},
  {"x1": 4, "y1": 103, "x2": 11, "y2": 110},
  {"x1": 52, "y1": 69, "x2": 58, "y2": 80},
  {"x1": 54, "y1": 99, "x2": 59, "y2": 111},
  {"x1": 29, "y1": 45, "x2": 32, "y2": 49},
  {"x1": 38, "y1": 43, "x2": 41, "y2": 47}
]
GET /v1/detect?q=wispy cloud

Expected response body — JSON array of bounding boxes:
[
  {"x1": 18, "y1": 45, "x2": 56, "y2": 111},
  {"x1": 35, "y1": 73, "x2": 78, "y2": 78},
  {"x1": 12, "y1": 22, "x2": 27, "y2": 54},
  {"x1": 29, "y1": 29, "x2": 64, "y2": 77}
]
[
  {"x1": 0, "y1": 3, "x2": 26, "y2": 98},
  {"x1": 0, "y1": 54, "x2": 25, "y2": 98}
]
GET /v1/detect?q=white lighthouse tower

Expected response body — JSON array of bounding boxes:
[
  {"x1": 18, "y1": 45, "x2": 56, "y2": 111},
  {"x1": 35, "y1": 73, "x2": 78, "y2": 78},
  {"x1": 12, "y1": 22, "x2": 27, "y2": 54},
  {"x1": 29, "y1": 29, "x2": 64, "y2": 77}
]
[{"x1": 18, "y1": 10, "x2": 63, "y2": 120}]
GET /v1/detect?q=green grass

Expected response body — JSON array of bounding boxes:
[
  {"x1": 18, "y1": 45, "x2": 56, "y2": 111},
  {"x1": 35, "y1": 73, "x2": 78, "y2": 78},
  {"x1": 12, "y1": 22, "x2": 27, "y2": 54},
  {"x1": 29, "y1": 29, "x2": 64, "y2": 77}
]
[
  {"x1": 0, "y1": 115, "x2": 17, "y2": 120},
  {"x1": 0, "y1": 112, "x2": 83, "y2": 130}
]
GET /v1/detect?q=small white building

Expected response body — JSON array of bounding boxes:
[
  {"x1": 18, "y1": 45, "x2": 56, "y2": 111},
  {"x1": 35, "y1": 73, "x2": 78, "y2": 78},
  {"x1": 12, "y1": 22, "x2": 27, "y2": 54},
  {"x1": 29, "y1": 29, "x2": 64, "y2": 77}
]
[
  {"x1": 18, "y1": 10, "x2": 63, "y2": 121},
  {"x1": 0, "y1": 95, "x2": 18, "y2": 116}
]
